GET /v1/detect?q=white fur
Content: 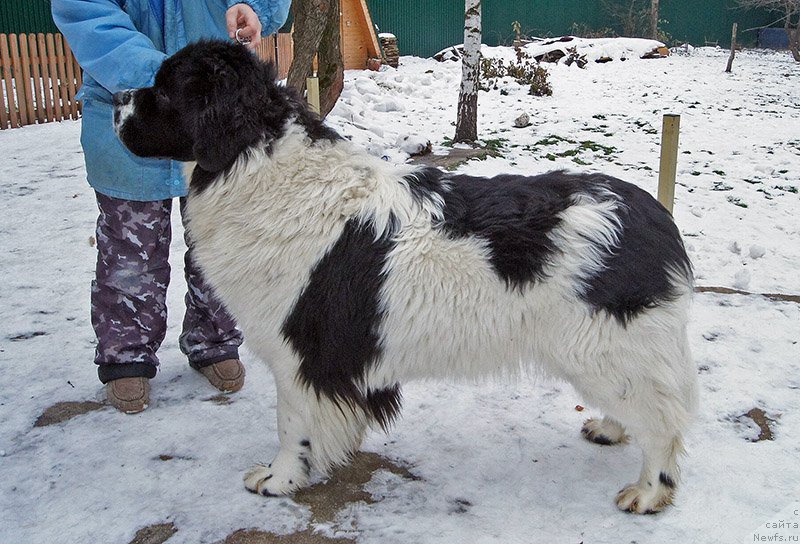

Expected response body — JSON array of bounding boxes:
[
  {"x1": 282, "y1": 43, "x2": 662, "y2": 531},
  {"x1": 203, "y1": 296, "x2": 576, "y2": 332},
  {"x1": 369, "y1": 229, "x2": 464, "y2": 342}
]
[
  {"x1": 184, "y1": 123, "x2": 698, "y2": 512},
  {"x1": 113, "y1": 98, "x2": 135, "y2": 137}
]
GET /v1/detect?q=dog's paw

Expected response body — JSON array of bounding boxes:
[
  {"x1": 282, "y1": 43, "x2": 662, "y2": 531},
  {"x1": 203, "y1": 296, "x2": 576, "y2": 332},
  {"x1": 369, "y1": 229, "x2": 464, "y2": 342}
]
[
  {"x1": 615, "y1": 482, "x2": 674, "y2": 514},
  {"x1": 581, "y1": 418, "x2": 628, "y2": 446},
  {"x1": 244, "y1": 453, "x2": 310, "y2": 496}
]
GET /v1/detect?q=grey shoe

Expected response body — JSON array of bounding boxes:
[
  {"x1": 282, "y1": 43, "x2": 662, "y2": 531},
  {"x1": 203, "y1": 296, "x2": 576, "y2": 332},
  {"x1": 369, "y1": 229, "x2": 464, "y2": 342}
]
[
  {"x1": 106, "y1": 376, "x2": 150, "y2": 414},
  {"x1": 198, "y1": 359, "x2": 245, "y2": 393}
]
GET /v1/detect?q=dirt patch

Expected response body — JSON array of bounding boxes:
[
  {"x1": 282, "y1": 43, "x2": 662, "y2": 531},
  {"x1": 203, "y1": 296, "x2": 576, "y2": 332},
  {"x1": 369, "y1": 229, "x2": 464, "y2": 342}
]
[
  {"x1": 295, "y1": 451, "x2": 419, "y2": 524},
  {"x1": 204, "y1": 394, "x2": 234, "y2": 405},
  {"x1": 218, "y1": 452, "x2": 417, "y2": 543},
  {"x1": 33, "y1": 401, "x2": 105, "y2": 427},
  {"x1": 154, "y1": 454, "x2": 195, "y2": 462},
  {"x1": 695, "y1": 285, "x2": 800, "y2": 304},
  {"x1": 128, "y1": 522, "x2": 177, "y2": 544},
  {"x1": 410, "y1": 146, "x2": 501, "y2": 170},
  {"x1": 740, "y1": 408, "x2": 777, "y2": 442},
  {"x1": 219, "y1": 528, "x2": 354, "y2": 544}
]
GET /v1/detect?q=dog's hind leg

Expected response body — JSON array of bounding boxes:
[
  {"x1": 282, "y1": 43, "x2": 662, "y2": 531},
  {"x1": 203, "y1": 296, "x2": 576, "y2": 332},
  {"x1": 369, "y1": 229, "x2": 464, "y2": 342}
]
[
  {"x1": 581, "y1": 416, "x2": 628, "y2": 446},
  {"x1": 614, "y1": 430, "x2": 685, "y2": 514},
  {"x1": 570, "y1": 326, "x2": 697, "y2": 513},
  {"x1": 578, "y1": 388, "x2": 691, "y2": 513}
]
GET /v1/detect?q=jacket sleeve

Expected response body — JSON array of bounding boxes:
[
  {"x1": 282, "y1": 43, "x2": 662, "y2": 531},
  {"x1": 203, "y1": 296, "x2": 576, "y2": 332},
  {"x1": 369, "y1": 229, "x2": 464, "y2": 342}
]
[
  {"x1": 51, "y1": 0, "x2": 167, "y2": 94},
  {"x1": 229, "y1": 0, "x2": 291, "y2": 36}
]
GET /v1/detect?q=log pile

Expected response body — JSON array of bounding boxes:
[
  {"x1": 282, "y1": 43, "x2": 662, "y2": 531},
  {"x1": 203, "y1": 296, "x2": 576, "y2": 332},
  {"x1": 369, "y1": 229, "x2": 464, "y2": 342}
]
[{"x1": 379, "y1": 33, "x2": 399, "y2": 68}]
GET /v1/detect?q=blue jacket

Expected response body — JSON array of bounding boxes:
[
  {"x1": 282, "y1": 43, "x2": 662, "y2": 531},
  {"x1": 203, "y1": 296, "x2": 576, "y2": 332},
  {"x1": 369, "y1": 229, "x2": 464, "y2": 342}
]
[{"x1": 52, "y1": 0, "x2": 290, "y2": 201}]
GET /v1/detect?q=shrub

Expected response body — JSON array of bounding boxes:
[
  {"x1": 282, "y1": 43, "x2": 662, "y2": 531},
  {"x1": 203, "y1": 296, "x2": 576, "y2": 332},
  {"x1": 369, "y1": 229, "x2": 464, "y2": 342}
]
[{"x1": 479, "y1": 48, "x2": 553, "y2": 96}]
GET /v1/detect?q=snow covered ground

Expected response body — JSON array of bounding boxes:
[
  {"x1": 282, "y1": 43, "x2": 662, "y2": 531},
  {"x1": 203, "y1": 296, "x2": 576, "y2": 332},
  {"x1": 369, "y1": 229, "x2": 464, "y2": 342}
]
[{"x1": 1, "y1": 42, "x2": 799, "y2": 543}]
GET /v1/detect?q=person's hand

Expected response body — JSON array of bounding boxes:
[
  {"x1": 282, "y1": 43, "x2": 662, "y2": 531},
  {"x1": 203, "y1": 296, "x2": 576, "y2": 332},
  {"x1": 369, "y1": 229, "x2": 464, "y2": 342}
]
[{"x1": 226, "y1": 3, "x2": 262, "y2": 49}]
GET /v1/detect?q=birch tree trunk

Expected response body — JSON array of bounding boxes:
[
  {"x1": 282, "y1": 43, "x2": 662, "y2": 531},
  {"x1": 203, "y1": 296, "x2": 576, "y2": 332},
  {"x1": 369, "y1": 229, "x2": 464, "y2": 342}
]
[
  {"x1": 454, "y1": 0, "x2": 481, "y2": 143},
  {"x1": 650, "y1": 0, "x2": 660, "y2": 40}
]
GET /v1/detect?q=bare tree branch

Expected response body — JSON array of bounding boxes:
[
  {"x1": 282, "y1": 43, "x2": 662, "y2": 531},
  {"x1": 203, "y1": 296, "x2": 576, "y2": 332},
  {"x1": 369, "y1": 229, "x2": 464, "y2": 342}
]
[{"x1": 737, "y1": 0, "x2": 800, "y2": 60}]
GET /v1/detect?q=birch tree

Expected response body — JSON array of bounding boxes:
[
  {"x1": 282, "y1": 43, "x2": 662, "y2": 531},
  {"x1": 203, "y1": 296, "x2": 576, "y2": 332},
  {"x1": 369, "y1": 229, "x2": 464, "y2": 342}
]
[
  {"x1": 737, "y1": 0, "x2": 800, "y2": 61},
  {"x1": 650, "y1": 0, "x2": 660, "y2": 40},
  {"x1": 454, "y1": 0, "x2": 481, "y2": 143}
]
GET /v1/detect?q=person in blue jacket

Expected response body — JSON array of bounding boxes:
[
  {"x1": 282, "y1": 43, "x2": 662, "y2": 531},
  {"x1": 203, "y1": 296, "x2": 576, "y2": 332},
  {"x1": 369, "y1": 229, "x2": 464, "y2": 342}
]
[{"x1": 52, "y1": 0, "x2": 291, "y2": 413}]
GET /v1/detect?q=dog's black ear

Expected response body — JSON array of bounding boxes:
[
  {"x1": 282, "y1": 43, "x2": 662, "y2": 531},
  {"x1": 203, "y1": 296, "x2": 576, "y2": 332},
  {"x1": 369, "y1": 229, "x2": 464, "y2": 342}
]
[
  {"x1": 189, "y1": 46, "x2": 266, "y2": 172},
  {"x1": 193, "y1": 93, "x2": 261, "y2": 172}
]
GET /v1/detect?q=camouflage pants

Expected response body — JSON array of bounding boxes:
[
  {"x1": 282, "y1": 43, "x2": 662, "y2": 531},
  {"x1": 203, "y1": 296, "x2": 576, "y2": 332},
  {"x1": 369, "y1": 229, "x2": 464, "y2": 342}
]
[{"x1": 92, "y1": 192, "x2": 243, "y2": 383}]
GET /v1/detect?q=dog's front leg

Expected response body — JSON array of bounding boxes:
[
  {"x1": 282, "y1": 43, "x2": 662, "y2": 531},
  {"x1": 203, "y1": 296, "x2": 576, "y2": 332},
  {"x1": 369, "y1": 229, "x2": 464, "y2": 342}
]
[
  {"x1": 244, "y1": 383, "x2": 313, "y2": 496},
  {"x1": 243, "y1": 374, "x2": 370, "y2": 496}
]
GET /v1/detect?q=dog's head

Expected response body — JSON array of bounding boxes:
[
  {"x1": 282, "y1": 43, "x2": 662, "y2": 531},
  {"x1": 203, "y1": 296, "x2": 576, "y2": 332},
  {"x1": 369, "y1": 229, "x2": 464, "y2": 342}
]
[{"x1": 114, "y1": 40, "x2": 320, "y2": 174}]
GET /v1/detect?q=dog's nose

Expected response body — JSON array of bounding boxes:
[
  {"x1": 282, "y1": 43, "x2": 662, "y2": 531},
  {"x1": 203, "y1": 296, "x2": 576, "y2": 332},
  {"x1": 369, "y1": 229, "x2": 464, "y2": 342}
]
[{"x1": 113, "y1": 90, "x2": 133, "y2": 107}]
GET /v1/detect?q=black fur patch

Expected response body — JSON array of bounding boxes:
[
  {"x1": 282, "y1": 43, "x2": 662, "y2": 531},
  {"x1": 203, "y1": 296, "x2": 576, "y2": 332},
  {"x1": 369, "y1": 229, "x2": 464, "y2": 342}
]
[
  {"x1": 424, "y1": 170, "x2": 607, "y2": 290},
  {"x1": 190, "y1": 166, "x2": 222, "y2": 195},
  {"x1": 581, "y1": 177, "x2": 692, "y2": 323},
  {"x1": 405, "y1": 168, "x2": 691, "y2": 322},
  {"x1": 405, "y1": 167, "x2": 447, "y2": 210},
  {"x1": 282, "y1": 217, "x2": 398, "y2": 424},
  {"x1": 659, "y1": 472, "x2": 677, "y2": 489},
  {"x1": 365, "y1": 385, "x2": 403, "y2": 432}
]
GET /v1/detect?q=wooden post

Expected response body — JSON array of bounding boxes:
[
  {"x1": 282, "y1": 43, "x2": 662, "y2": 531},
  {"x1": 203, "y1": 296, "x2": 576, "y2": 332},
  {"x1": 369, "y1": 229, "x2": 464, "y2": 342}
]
[
  {"x1": 725, "y1": 23, "x2": 737, "y2": 73},
  {"x1": 306, "y1": 76, "x2": 320, "y2": 115},
  {"x1": 658, "y1": 114, "x2": 680, "y2": 214}
]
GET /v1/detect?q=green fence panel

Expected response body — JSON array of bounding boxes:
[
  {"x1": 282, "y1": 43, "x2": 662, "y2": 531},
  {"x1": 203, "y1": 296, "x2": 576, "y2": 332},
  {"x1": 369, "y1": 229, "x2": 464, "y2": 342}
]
[
  {"x1": 1, "y1": 0, "x2": 779, "y2": 56},
  {"x1": 368, "y1": 0, "x2": 463, "y2": 58},
  {"x1": 367, "y1": 0, "x2": 777, "y2": 57},
  {"x1": 482, "y1": 0, "x2": 615, "y2": 46},
  {"x1": 0, "y1": 0, "x2": 59, "y2": 34},
  {"x1": 661, "y1": 2, "x2": 775, "y2": 47}
]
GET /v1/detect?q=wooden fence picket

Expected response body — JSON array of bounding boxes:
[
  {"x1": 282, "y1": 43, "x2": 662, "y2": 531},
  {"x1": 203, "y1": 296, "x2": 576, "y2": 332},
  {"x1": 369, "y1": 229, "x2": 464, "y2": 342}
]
[
  {"x1": 0, "y1": 75, "x2": 8, "y2": 129},
  {"x1": 9, "y1": 35, "x2": 30, "y2": 124},
  {"x1": 0, "y1": 32, "x2": 85, "y2": 129},
  {"x1": 255, "y1": 33, "x2": 294, "y2": 79},
  {"x1": 37, "y1": 33, "x2": 54, "y2": 123},
  {"x1": 55, "y1": 34, "x2": 70, "y2": 120},
  {"x1": 45, "y1": 33, "x2": 62, "y2": 122},
  {"x1": 0, "y1": 35, "x2": 9, "y2": 129},
  {"x1": 18, "y1": 36, "x2": 36, "y2": 124},
  {"x1": 1, "y1": 34, "x2": 21, "y2": 128},
  {"x1": 63, "y1": 39, "x2": 78, "y2": 119},
  {"x1": 27, "y1": 34, "x2": 45, "y2": 123}
]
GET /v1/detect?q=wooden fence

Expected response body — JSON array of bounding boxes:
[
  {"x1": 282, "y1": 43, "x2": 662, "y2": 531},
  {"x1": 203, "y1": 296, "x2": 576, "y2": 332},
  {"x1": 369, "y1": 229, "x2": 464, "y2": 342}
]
[
  {"x1": 255, "y1": 32, "x2": 294, "y2": 79},
  {"x1": 1, "y1": 32, "x2": 294, "y2": 131},
  {"x1": 0, "y1": 33, "x2": 81, "y2": 130}
]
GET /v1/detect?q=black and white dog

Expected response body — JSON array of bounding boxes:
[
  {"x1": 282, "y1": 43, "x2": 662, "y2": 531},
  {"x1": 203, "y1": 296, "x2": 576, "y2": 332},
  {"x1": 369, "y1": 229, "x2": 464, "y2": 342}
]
[{"x1": 114, "y1": 41, "x2": 698, "y2": 514}]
